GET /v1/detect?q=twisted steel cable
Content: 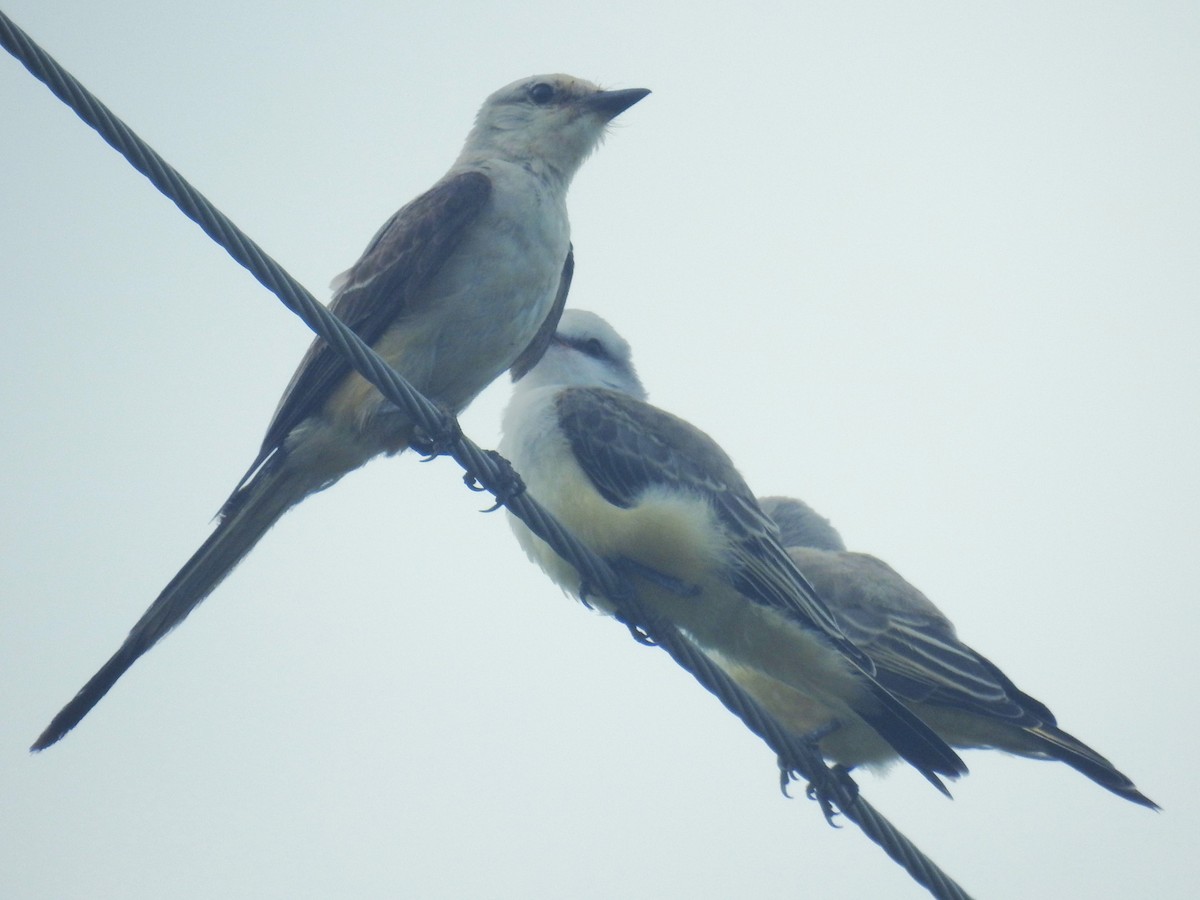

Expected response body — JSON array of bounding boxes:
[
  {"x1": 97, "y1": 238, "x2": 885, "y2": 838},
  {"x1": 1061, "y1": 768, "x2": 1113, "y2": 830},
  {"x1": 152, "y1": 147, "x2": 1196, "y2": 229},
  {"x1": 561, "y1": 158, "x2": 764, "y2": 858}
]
[{"x1": 1, "y1": 11, "x2": 973, "y2": 898}]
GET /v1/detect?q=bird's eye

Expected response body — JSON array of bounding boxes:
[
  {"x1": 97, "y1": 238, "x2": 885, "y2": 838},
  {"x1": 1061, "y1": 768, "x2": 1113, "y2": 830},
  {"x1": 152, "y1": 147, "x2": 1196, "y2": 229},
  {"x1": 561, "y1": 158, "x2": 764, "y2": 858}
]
[
  {"x1": 529, "y1": 82, "x2": 555, "y2": 104},
  {"x1": 579, "y1": 337, "x2": 607, "y2": 359}
]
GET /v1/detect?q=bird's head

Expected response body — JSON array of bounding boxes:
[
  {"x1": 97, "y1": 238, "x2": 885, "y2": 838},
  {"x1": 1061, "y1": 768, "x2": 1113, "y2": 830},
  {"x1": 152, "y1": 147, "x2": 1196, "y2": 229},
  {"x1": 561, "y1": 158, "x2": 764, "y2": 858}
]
[
  {"x1": 460, "y1": 75, "x2": 649, "y2": 184},
  {"x1": 514, "y1": 308, "x2": 646, "y2": 399},
  {"x1": 757, "y1": 496, "x2": 847, "y2": 552}
]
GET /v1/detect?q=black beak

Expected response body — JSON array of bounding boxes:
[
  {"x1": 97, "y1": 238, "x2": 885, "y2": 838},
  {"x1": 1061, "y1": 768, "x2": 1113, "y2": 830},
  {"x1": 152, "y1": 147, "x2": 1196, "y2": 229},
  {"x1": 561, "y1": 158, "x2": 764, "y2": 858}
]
[{"x1": 586, "y1": 87, "x2": 651, "y2": 120}]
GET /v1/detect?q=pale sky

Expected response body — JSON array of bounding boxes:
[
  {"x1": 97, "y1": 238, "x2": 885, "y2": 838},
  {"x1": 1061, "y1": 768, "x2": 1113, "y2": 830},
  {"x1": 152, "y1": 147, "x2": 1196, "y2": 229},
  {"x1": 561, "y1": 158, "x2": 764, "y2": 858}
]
[{"x1": 2, "y1": 3, "x2": 1196, "y2": 898}]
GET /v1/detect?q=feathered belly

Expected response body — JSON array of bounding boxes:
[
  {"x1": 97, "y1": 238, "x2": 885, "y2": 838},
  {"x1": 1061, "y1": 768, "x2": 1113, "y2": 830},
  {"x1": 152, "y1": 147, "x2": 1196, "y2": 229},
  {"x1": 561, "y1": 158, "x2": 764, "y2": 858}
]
[{"x1": 325, "y1": 249, "x2": 563, "y2": 438}]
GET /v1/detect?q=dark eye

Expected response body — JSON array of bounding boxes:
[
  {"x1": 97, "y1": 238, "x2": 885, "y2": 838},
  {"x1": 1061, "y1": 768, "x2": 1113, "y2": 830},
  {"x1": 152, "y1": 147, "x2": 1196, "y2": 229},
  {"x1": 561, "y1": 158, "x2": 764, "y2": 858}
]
[
  {"x1": 579, "y1": 337, "x2": 607, "y2": 359},
  {"x1": 529, "y1": 82, "x2": 555, "y2": 104}
]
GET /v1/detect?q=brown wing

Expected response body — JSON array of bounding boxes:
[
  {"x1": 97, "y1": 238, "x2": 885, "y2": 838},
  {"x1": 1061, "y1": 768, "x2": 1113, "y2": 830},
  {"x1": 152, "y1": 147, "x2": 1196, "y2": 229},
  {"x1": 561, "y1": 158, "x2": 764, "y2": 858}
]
[
  {"x1": 510, "y1": 246, "x2": 573, "y2": 381},
  {"x1": 232, "y1": 170, "x2": 492, "y2": 493}
]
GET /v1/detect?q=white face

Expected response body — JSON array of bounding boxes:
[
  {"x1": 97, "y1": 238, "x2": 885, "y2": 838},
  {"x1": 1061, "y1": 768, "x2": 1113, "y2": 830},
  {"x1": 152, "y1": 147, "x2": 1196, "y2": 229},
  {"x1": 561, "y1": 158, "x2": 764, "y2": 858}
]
[
  {"x1": 518, "y1": 309, "x2": 646, "y2": 399},
  {"x1": 465, "y1": 75, "x2": 627, "y2": 175}
]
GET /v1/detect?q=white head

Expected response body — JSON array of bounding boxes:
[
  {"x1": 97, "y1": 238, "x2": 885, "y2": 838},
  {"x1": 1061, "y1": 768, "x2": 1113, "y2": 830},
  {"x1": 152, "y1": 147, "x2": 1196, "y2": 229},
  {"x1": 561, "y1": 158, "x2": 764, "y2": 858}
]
[
  {"x1": 458, "y1": 75, "x2": 650, "y2": 185},
  {"x1": 514, "y1": 309, "x2": 647, "y2": 399},
  {"x1": 757, "y1": 496, "x2": 847, "y2": 552}
]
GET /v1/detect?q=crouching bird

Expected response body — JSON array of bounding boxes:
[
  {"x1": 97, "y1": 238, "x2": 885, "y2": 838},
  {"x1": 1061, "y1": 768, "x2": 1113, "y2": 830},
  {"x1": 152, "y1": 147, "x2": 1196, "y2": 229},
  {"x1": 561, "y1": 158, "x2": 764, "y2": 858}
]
[
  {"x1": 499, "y1": 310, "x2": 967, "y2": 794},
  {"x1": 742, "y1": 495, "x2": 1156, "y2": 808}
]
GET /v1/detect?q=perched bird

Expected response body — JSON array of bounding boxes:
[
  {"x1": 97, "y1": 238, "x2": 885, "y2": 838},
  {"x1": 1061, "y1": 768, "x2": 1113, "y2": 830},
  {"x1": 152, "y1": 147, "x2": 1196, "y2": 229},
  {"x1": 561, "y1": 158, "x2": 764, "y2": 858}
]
[
  {"x1": 33, "y1": 75, "x2": 649, "y2": 750},
  {"x1": 499, "y1": 310, "x2": 967, "y2": 792},
  {"x1": 738, "y1": 495, "x2": 1156, "y2": 808}
]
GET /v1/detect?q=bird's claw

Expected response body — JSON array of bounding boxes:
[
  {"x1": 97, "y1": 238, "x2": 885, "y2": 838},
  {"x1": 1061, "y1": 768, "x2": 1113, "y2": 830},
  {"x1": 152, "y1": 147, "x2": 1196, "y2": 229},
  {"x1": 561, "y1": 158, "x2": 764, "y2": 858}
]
[
  {"x1": 803, "y1": 764, "x2": 858, "y2": 828},
  {"x1": 462, "y1": 450, "x2": 526, "y2": 512},
  {"x1": 576, "y1": 574, "x2": 596, "y2": 610},
  {"x1": 778, "y1": 758, "x2": 795, "y2": 798},
  {"x1": 774, "y1": 723, "x2": 850, "y2": 827},
  {"x1": 410, "y1": 406, "x2": 463, "y2": 461},
  {"x1": 804, "y1": 781, "x2": 842, "y2": 827},
  {"x1": 578, "y1": 563, "x2": 655, "y2": 643}
]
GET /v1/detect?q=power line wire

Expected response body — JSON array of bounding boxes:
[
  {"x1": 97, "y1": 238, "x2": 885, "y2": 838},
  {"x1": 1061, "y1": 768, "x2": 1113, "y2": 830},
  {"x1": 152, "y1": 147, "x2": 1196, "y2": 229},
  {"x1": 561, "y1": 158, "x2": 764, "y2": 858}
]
[{"x1": 0, "y1": 11, "x2": 973, "y2": 898}]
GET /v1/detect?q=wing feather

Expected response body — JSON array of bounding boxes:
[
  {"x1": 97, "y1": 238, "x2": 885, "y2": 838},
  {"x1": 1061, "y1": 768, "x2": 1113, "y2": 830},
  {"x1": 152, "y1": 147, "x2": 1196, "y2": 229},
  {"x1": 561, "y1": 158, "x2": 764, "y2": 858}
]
[
  {"x1": 790, "y1": 548, "x2": 1050, "y2": 724},
  {"x1": 510, "y1": 246, "x2": 573, "y2": 381},
  {"x1": 238, "y1": 170, "x2": 493, "y2": 490},
  {"x1": 556, "y1": 389, "x2": 867, "y2": 667}
]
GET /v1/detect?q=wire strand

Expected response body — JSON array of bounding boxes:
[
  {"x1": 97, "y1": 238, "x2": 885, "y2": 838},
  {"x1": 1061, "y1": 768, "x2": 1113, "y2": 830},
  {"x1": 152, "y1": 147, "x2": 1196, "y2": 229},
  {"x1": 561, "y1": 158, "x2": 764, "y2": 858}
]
[{"x1": 1, "y1": 11, "x2": 972, "y2": 899}]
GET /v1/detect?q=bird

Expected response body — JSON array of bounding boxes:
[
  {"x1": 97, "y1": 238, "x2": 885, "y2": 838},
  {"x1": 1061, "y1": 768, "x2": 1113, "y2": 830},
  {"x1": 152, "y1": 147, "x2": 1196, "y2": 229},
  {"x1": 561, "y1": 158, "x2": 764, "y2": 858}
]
[
  {"x1": 33, "y1": 75, "x2": 649, "y2": 751},
  {"x1": 499, "y1": 310, "x2": 967, "y2": 793},
  {"x1": 736, "y1": 495, "x2": 1157, "y2": 808}
]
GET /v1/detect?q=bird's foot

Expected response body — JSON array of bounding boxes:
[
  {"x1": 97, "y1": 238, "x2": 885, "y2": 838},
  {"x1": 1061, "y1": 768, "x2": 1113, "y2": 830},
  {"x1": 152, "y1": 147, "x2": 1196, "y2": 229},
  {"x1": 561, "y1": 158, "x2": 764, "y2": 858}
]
[
  {"x1": 577, "y1": 575, "x2": 608, "y2": 612},
  {"x1": 804, "y1": 764, "x2": 859, "y2": 828},
  {"x1": 410, "y1": 405, "x2": 463, "y2": 460},
  {"x1": 776, "y1": 720, "x2": 839, "y2": 798},
  {"x1": 462, "y1": 450, "x2": 526, "y2": 512},
  {"x1": 778, "y1": 759, "x2": 795, "y2": 798}
]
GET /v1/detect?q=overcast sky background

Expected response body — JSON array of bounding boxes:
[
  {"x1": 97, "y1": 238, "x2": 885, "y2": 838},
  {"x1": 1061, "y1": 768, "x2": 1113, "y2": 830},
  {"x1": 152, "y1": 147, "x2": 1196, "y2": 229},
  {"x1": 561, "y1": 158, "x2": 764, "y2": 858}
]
[{"x1": 2, "y1": 3, "x2": 1196, "y2": 898}]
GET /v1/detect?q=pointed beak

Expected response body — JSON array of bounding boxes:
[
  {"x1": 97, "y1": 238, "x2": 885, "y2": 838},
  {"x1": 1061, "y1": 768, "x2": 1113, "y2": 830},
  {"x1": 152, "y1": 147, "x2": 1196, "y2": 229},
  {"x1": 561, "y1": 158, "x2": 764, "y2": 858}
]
[{"x1": 585, "y1": 87, "x2": 651, "y2": 121}]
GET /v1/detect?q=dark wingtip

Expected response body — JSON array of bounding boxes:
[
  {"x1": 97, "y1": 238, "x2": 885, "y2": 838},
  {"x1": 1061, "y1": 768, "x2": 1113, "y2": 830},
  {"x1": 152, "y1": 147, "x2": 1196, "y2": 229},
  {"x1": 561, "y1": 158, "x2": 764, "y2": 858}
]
[
  {"x1": 1028, "y1": 723, "x2": 1159, "y2": 810},
  {"x1": 1095, "y1": 775, "x2": 1159, "y2": 811},
  {"x1": 922, "y1": 770, "x2": 954, "y2": 799},
  {"x1": 859, "y1": 680, "x2": 969, "y2": 793},
  {"x1": 1126, "y1": 790, "x2": 1161, "y2": 811},
  {"x1": 879, "y1": 698, "x2": 971, "y2": 785}
]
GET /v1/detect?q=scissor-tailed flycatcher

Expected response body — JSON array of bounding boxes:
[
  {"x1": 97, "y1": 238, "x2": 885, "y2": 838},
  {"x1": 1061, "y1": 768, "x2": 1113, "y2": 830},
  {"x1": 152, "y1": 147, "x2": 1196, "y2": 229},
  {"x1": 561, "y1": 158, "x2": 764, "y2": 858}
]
[
  {"x1": 743, "y1": 495, "x2": 1157, "y2": 808},
  {"x1": 33, "y1": 76, "x2": 649, "y2": 751},
  {"x1": 499, "y1": 311, "x2": 967, "y2": 792}
]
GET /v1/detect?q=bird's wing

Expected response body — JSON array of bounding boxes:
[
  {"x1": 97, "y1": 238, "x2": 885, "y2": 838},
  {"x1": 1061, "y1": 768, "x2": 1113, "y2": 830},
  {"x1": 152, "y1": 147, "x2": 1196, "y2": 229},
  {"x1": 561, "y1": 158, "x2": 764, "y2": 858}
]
[
  {"x1": 793, "y1": 548, "x2": 1052, "y2": 724},
  {"x1": 510, "y1": 245, "x2": 573, "y2": 381},
  {"x1": 247, "y1": 170, "x2": 494, "y2": 480},
  {"x1": 795, "y1": 550, "x2": 1158, "y2": 807},
  {"x1": 555, "y1": 388, "x2": 867, "y2": 667}
]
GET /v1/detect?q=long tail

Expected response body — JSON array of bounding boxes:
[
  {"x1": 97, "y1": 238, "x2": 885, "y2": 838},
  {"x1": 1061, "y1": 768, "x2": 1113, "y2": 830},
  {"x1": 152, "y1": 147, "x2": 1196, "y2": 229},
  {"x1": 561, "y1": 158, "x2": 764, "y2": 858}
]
[
  {"x1": 1026, "y1": 723, "x2": 1159, "y2": 809},
  {"x1": 32, "y1": 460, "x2": 313, "y2": 751},
  {"x1": 858, "y1": 680, "x2": 969, "y2": 796}
]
